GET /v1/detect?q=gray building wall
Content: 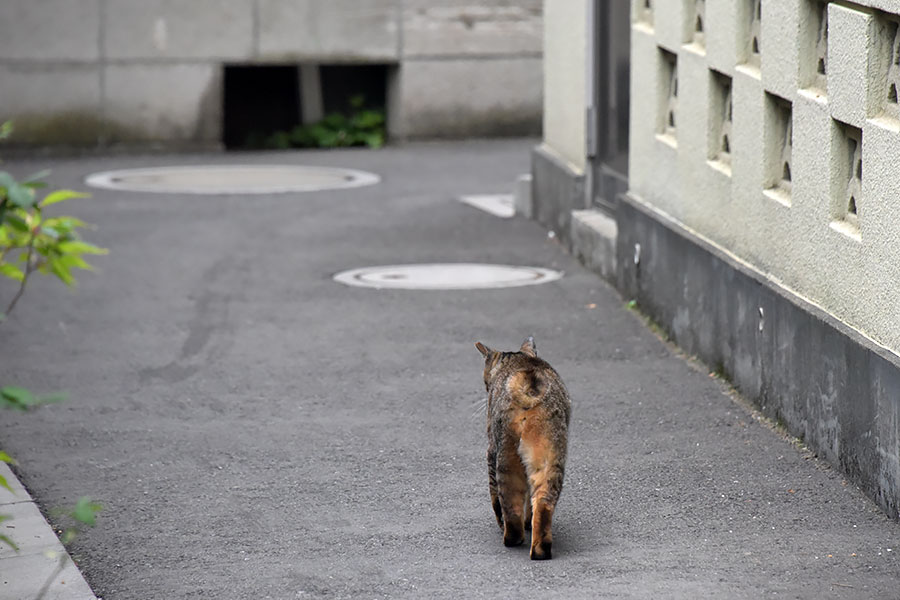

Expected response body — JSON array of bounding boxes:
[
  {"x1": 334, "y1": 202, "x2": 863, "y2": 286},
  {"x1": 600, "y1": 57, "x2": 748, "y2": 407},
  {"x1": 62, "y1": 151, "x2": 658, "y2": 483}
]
[
  {"x1": 623, "y1": 0, "x2": 900, "y2": 519},
  {"x1": 0, "y1": 0, "x2": 542, "y2": 146},
  {"x1": 530, "y1": 0, "x2": 900, "y2": 519}
]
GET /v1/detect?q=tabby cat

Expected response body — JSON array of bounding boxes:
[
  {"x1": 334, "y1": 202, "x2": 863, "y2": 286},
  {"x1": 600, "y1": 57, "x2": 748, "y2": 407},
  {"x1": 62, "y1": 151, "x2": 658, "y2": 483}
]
[{"x1": 475, "y1": 337, "x2": 571, "y2": 560}]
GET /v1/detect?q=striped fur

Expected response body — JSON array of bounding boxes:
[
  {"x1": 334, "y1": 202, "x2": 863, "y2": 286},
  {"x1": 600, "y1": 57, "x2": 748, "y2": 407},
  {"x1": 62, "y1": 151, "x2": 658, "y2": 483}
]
[{"x1": 475, "y1": 337, "x2": 571, "y2": 560}]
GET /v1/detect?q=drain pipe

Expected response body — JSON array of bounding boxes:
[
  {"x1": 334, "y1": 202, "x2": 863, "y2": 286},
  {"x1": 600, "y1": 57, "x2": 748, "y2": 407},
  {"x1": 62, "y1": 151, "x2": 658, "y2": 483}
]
[{"x1": 584, "y1": 0, "x2": 599, "y2": 211}]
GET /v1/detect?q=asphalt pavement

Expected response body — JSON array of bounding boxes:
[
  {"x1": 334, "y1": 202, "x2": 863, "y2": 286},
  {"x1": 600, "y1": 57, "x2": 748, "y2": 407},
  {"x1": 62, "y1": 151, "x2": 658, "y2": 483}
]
[{"x1": 1, "y1": 139, "x2": 898, "y2": 599}]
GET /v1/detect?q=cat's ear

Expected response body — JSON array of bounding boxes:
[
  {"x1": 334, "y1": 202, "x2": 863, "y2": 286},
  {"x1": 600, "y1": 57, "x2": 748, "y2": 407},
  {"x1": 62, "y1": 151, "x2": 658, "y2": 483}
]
[
  {"x1": 475, "y1": 342, "x2": 492, "y2": 357},
  {"x1": 520, "y1": 336, "x2": 537, "y2": 357}
]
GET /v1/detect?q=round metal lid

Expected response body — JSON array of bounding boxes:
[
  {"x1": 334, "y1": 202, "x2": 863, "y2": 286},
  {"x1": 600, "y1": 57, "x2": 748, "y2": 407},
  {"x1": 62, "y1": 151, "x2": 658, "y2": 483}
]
[
  {"x1": 84, "y1": 165, "x2": 380, "y2": 194},
  {"x1": 333, "y1": 263, "x2": 563, "y2": 290}
]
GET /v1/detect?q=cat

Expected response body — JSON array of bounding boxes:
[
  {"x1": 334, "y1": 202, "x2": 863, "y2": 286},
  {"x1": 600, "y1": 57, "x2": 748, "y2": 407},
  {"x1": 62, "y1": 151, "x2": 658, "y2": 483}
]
[{"x1": 475, "y1": 337, "x2": 571, "y2": 560}]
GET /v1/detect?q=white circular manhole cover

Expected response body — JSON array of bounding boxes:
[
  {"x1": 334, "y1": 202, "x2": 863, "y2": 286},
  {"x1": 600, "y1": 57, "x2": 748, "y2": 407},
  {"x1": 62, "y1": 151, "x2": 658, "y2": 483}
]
[
  {"x1": 84, "y1": 165, "x2": 380, "y2": 194},
  {"x1": 333, "y1": 263, "x2": 563, "y2": 290}
]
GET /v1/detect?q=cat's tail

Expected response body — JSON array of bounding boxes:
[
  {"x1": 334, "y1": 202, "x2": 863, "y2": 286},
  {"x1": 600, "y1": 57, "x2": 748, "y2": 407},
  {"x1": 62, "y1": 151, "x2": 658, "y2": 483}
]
[{"x1": 507, "y1": 369, "x2": 548, "y2": 409}]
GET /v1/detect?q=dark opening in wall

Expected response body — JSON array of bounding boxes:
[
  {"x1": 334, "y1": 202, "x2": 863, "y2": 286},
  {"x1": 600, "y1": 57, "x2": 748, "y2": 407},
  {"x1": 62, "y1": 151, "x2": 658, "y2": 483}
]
[
  {"x1": 320, "y1": 64, "x2": 388, "y2": 115},
  {"x1": 222, "y1": 63, "x2": 390, "y2": 150},
  {"x1": 223, "y1": 65, "x2": 301, "y2": 149}
]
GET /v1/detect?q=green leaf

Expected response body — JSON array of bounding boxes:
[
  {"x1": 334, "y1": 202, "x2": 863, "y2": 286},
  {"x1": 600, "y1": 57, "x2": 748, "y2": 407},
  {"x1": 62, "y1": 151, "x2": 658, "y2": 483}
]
[
  {"x1": 0, "y1": 474, "x2": 11, "y2": 493},
  {"x1": 71, "y1": 497, "x2": 102, "y2": 527},
  {"x1": 362, "y1": 132, "x2": 385, "y2": 149},
  {"x1": 43, "y1": 216, "x2": 88, "y2": 231},
  {"x1": 353, "y1": 110, "x2": 385, "y2": 129},
  {"x1": 22, "y1": 170, "x2": 51, "y2": 190},
  {"x1": 1, "y1": 386, "x2": 35, "y2": 409},
  {"x1": 0, "y1": 172, "x2": 35, "y2": 209},
  {"x1": 0, "y1": 533, "x2": 19, "y2": 552},
  {"x1": 23, "y1": 169, "x2": 50, "y2": 184},
  {"x1": 321, "y1": 113, "x2": 347, "y2": 129},
  {"x1": 48, "y1": 257, "x2": 75, "y2": 286},
  {"x1": 40, "y1": 189, "x2": 89, "y2": 208},
  {"x1": 0, "y1": 121, "x2": 13, "y2": 140},
  {"x1": 0, "y1": 263, "x2": 24, "y2": 282},
  {"x1": 39, "y1": 225, "x2": 60, "y2": 240},
  {"x1": 57, "y1": 254, "x2": 91, "y2": 271},
  {"x1": 0, "y1": 451, "x2": 15, "y2": 465},
  {"x1": 4, "y1": 213, "x2": 30, "y2": 233},
  {"x1": 22, "y1": 180, "x2": 47, "y2": 191}
]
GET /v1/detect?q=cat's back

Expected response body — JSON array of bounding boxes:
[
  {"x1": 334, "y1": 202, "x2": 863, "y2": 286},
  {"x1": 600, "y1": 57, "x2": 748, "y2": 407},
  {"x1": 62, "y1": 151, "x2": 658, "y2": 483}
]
[{"x1": 494, "y1": 354, "x2": 570, "y2": 414}]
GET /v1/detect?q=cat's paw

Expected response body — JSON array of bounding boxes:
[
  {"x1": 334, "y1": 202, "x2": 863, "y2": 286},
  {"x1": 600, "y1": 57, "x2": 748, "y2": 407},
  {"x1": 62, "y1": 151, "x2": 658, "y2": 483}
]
[
  {"x1": 503, "y1": 528, "x2": 525, "y2": 547},
  {"x1": 530, "y1": 542, "x2": 552, "y2": 560}
]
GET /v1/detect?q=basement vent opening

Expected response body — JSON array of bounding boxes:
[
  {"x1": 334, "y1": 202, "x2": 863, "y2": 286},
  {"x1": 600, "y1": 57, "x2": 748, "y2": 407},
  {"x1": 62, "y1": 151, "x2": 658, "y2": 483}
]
[{"x1": 223, "y1": 63, "x2": 390, "y2": 150}]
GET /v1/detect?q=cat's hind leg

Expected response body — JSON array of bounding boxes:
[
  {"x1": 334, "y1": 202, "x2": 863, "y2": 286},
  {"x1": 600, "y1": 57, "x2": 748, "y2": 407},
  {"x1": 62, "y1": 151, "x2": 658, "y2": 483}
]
[
  {"x1": 497, "y1": 441, "x2": 528, "y2": 547},
  {"x1": 487, "y1": 448, "x2": 503, "y2": 529},
  {"x1": 524, "y1": 484, "x2": 532, "y2": 530},
  {"x1": 521, "y1": 437, "x2": 564, "y2": 560}
]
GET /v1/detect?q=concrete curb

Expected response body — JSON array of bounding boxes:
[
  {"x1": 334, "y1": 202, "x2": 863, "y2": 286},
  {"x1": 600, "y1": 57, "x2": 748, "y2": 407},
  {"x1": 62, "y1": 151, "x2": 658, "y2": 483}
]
[{"x1": 0, "y1": 463, "x2": 97, "y2": 600}]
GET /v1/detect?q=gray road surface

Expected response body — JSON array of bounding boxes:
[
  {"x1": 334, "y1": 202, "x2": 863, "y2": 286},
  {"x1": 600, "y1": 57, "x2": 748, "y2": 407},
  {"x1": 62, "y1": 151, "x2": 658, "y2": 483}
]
[{"x1": 1, "y1": 140, "x2": 898, "y2": 599}]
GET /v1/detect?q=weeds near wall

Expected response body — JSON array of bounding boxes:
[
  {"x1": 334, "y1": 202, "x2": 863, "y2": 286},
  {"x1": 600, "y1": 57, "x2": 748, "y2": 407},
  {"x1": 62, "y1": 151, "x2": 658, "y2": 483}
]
[{"x1": 251, "y1": 95, "x2": 386, "y2": 150}]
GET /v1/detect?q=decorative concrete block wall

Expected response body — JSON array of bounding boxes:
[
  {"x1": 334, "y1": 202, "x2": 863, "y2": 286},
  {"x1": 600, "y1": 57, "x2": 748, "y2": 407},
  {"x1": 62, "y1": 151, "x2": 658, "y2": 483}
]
[
  {"x1": 626, "y1": 0, "x2": 900, "y2": 518},
  {"x1": 628, "y1": 0, "x2": 900, "y2": 356},
  {"x1": 0, "y1": 0, "x2": 541, "y2": 145}
]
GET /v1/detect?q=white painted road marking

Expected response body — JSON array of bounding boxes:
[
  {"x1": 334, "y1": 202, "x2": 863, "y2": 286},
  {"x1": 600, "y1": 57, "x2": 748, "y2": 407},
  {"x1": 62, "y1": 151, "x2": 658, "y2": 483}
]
[{"x1": 459, "y1": 194, "x2": 515, "y2": 218}]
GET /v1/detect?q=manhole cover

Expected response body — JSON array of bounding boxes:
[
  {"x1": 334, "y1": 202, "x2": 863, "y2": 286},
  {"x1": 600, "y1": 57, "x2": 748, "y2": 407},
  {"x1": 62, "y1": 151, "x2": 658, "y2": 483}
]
[
  {"x1": 333, "y1": 263, "x2": 563, "y2": 290},
  {"x1": 84, "y1": 165, "x2": 380, "y2": 194}
]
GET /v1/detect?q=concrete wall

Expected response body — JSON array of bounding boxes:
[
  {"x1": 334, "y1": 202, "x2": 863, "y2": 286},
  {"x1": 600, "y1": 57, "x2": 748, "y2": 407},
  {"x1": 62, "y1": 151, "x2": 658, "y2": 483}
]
[
  {"x1": 628, "y1": 0, "x2": 900, "y2": 356},
  {"x1": 392, "y1": 0, "x2": 543, "y2": 139},
  {"x1": 621, "y1": 0, "x2": 900, "y2": 518},
  {"x1": 542, "y1": 0, "x2": 588, "y2": 172},
  {"x1": 0, "y1": 0, "x2": 542, "y2": 146}
]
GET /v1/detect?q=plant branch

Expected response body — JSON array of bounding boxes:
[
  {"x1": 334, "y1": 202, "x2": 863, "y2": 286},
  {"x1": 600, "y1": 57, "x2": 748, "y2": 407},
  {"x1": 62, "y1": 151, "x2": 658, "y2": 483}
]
[{"x1": 3, "y1": 232, "x2": 36, "y2": 319}]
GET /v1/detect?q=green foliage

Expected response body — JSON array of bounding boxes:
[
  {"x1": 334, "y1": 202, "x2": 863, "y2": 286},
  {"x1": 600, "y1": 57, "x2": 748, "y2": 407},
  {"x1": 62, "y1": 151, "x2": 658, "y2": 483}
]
[
  {"x1": 0, "y1": 133, "x2": 107, "y2": 324},
  {"x1": 0, "y1": 386, "x2": 66, "y2": 410},
  {"x1": 0, "y1": 121, "x2": 104, "y2": 562},
  {"x1": 53, "y1": 496, "x2": 102, "y2": 545},
  {"x1": 0, "y1": 168, "x2": 105, "y2": 302},
  {"x1": 253, "y1": 95, "x2": 386, "y2": 150},
  {"x1": 0, "y1": 515, "x2": 17, "y2": 551}
]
